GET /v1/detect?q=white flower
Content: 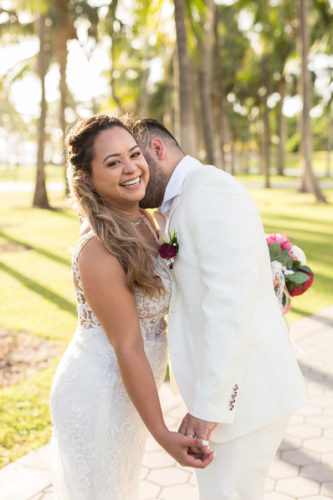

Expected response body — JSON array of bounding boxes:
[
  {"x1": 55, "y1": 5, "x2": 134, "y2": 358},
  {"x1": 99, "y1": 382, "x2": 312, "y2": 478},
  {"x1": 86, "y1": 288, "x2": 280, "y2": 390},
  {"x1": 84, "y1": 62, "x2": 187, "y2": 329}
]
[
  {"x1": 271, "y1": 260, "x2": 284, "y2": 273},
  {"x1": 285, "y1": 269, "x2": 295, "y2": 275},
  {"x1": 271, "y1": 260, "x2": 285, "y2": 306},
  {"x1": 291, "y1": 245, "x2": 306, "y2": 265}
]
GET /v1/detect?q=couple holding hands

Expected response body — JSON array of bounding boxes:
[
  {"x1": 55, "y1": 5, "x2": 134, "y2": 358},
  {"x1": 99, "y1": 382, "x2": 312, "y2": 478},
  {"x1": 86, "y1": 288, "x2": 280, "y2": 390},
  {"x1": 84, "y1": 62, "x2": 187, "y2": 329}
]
[{"x1": 50, "y1": 115, "x2": 307, "y2": 499}]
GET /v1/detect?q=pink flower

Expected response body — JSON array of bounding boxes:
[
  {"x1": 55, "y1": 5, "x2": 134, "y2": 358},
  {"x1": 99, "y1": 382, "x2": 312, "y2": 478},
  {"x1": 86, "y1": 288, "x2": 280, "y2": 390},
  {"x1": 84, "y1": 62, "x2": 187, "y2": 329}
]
[
  {"x1": 158, "y1": 243, "x2": 178, "y2": 259},
  {"x1": 266, "y1": 233, "x2": 292, "y2": 251}
]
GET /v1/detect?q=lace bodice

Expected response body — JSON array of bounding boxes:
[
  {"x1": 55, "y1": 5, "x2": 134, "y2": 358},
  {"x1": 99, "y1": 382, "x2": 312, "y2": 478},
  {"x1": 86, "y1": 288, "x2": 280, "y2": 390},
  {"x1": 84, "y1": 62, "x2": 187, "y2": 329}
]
[{"x1": 71, "y1": 225, "x2": 172, "y2": 342}]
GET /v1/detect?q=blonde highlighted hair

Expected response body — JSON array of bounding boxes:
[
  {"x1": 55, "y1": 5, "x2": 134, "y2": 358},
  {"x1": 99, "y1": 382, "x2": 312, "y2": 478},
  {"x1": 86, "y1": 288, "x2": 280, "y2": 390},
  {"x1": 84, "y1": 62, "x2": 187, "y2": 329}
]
[{"x1": 66, "y1": 114, "x2": 163, "y2": 296}]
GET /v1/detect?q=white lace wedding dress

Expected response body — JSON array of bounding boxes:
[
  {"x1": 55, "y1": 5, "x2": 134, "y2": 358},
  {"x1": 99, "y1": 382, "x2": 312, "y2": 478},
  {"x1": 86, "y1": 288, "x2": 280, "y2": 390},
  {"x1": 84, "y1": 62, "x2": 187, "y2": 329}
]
[{"x1": 50, "y1": 227, "x2": 171, "y2": 499}]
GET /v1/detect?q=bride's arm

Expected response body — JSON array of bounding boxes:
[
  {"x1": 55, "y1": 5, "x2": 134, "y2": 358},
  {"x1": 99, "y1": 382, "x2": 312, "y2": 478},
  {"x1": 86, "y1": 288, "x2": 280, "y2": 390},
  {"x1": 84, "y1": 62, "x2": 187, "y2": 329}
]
[{"x1": 78, "y1": 237, "x2": 213, "y2": 469}]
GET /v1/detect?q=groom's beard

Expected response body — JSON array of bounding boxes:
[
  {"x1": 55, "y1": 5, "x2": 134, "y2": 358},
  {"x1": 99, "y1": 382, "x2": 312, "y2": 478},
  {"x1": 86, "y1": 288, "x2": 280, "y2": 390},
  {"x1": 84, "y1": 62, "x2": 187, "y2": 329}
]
[{"x1": 139, "y1": 151, "x2": 168, "y2": 209}]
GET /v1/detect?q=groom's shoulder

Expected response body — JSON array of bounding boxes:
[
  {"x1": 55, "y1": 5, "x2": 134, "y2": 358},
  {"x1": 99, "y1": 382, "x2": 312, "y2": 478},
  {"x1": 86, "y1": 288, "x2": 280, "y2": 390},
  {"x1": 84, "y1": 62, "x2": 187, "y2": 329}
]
[{"x1": 183, "y1": 162, "x2": 247, "y2": 198}]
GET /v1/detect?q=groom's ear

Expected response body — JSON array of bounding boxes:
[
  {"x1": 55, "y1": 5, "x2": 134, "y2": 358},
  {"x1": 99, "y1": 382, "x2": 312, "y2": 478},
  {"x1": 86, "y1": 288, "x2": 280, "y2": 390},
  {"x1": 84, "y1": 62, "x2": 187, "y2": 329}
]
[{"x1": 150, "y1": 138, "x2": 166, "y2": 161}]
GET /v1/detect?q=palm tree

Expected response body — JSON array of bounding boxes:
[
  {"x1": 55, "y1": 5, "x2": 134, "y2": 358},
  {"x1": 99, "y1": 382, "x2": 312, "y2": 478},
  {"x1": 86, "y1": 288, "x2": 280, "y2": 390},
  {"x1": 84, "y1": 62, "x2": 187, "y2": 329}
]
[
  {"x1": 51, "y1": 2, "x2": 76, "y2": 194},
  {"x1": 196, "y1": 0, "x2": 218, "y2": 165},
  {"x1": 261, "y1": 53, "x2": 271, "y2": 188},
  {"x1": 276, "y1": 76, "x2": 287, "y2": 175},
  {"x1": 274, "y1": 0, "x2": 297, "y2": 176},
  {"x1": 51, "y1": 1, "x2": 99, "y2": 193},
  {"x1": 213, "y1": 7, "x2": 231, "y2": 171},
  {"x1": 327, "y1": 101, "x2": 333, "y2": 177},
  {"x1": 213, "y1": 4, "x2": 250, "y2": 173},
  {"x1": 298, "y1": 0, "x2": 327, "y2": 202},
  {"x1": 259, "y1": 0, "x2": 272, "y2": 188},
  {"x1": 173, "y1": 0, "x2": 196, "y2": 155},
  {"x1": 235, "y1": 0, "x2": 273, "y2": 186},
  {"x1": 33, "y1": 13, "x2": 50, "y2": 209},
  {"x1": 0, "y1": 3, "x2": 49, "y2": 206},
  {"x1": 104, "y1": 0, "x2": 125, "y2": 112}
]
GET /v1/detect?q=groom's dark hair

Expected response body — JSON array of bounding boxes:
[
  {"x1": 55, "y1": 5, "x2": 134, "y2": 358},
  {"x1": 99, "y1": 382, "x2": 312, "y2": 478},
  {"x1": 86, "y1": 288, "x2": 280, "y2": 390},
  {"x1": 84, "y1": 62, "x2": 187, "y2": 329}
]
[{"x1": 130, "y1": 118, "x2": 183, "y2": 152}]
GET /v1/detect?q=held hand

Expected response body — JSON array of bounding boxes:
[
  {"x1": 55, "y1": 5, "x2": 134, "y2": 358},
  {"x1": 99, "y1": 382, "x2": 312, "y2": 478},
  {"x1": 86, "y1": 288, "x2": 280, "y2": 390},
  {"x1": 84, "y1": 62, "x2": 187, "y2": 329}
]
[
  {"x1": 159, "y1": 431, "x2": 214, "y2": 469},
  {"x1": 178, "y1": 413, "x2": 218, "y2": 455}
]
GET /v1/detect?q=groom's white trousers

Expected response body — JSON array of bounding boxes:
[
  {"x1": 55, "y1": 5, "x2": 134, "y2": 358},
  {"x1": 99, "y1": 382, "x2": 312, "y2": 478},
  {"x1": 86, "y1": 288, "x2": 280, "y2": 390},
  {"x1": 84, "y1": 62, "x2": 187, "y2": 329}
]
[{"x1": 195, "y1": 417, "x2": 289, "y2": 500}]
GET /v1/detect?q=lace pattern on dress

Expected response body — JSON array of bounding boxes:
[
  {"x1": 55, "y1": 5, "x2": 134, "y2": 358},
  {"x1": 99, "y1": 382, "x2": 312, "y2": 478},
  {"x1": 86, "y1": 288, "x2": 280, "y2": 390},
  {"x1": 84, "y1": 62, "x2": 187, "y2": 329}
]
[{"x1": 72, "y1": 231, "x2": 102, "y2": 330}]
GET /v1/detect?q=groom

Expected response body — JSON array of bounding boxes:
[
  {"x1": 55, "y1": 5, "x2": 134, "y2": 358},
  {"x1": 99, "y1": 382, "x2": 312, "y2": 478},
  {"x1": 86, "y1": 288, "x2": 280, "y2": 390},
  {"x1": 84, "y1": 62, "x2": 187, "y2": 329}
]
[{"x1": 131, "y1": 119, "x2": 307, "y2": 499}]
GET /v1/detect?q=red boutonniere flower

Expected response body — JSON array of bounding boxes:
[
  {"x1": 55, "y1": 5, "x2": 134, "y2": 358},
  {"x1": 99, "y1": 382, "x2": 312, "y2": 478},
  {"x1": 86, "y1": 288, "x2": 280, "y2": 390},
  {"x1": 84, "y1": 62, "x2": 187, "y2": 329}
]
[{"x1": 158, "y1": 230, "x2": 179, "y2": 269}]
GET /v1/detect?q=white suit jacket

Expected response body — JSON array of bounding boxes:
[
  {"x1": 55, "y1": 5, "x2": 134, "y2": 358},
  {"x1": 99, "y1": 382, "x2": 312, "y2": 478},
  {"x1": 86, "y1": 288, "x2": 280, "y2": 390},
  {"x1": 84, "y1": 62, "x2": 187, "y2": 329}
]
[{"x1": 156, "y1": 157, "x2": 307, "y2": 444}]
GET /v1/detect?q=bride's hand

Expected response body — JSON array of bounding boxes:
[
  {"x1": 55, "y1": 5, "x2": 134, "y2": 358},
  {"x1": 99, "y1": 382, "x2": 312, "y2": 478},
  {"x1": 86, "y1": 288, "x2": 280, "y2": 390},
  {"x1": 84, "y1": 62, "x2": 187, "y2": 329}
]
[{"x1": 158, "y1": 430, "x2": 214, "y2": 468}]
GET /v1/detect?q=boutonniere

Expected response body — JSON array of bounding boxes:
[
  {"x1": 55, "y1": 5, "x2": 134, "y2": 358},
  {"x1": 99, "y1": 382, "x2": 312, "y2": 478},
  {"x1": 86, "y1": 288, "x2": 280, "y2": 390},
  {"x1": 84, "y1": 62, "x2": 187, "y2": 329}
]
[{"x1": 157, "y1": 230, "x2": 179, "y2": 269}]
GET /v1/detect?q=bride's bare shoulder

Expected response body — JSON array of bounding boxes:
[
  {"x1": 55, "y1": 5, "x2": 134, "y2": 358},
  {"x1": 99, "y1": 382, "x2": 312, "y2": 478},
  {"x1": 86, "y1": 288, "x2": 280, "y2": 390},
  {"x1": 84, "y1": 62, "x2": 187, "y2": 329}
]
[{"x1": 78, "y1": 236, "x2": 123, "y2": 281}]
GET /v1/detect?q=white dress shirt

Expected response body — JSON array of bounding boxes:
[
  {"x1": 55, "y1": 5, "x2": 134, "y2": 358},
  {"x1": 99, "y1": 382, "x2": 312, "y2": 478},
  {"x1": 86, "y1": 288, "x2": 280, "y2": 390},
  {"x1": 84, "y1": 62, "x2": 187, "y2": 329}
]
[{"x1": 160, "y1": 155, "x2": 197, "y2": 218}]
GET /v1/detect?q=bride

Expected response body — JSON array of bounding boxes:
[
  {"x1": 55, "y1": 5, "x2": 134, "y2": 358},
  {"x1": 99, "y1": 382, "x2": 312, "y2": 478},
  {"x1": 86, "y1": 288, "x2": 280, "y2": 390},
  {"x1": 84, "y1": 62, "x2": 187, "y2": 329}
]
[{"x1": 49, "y1": 115, "x2": 213, "y2": 499}]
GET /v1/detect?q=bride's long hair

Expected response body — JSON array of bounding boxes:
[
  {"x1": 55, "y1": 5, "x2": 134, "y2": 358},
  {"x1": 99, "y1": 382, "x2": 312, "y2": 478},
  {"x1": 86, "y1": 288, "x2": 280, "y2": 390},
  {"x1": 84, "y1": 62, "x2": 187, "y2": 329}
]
[{"x1": 66, "y1": 115, "x2": 163, "y2": 296}]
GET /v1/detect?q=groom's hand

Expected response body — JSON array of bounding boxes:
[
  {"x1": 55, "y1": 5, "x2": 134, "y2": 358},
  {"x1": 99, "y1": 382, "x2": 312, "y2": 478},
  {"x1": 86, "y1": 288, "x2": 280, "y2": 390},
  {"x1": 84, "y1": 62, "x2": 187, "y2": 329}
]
[{"x1": 178, "y1": 413, "x2": 217, "y2": 456}]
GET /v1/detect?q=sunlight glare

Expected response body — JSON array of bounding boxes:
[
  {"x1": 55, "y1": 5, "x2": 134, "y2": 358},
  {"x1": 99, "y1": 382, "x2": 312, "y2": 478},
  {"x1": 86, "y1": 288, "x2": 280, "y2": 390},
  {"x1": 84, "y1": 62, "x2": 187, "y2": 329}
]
[
  {"x1": 66, "y1": 40, "x2": 109, "y2": 102},
  {"x1": 283, "y1": 95, "x2": 302, "y2": 118},
  {"x1": 10, "y1": 74, "x2": 40, "y2": 118},
  {"x1": 0, "y1": 39, "x2": 38, "y2": 78}
]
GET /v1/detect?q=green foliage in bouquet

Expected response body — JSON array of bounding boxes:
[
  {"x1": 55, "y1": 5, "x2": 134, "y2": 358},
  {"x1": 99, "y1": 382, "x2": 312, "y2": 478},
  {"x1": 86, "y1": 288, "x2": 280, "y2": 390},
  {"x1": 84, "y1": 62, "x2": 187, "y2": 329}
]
[{"x1": 268, "y1": 243, "x2": 312, "y2": 292}]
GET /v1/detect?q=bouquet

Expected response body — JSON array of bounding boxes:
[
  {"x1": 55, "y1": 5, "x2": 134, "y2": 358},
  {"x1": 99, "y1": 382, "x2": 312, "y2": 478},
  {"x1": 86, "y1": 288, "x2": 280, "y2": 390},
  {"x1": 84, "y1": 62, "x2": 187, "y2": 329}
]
[{"x1": 266, "y1": 233, "x2": 314, "y2": 314}]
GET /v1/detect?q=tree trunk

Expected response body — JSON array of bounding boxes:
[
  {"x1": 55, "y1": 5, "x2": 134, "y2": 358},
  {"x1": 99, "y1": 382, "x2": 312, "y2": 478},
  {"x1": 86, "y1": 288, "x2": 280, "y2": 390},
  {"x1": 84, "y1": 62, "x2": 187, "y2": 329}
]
[
  {"x1": 298, "y1": 0, "x2": 327, "y2": 202},
  {"x1": 139, "y1": 62, "x2": 150, "y2": 117},
  {"x1": 33, "y1": 14, "x2": 50, "y2": 209},
  {"x1": 230, "y1": 137, "x2": 235, "y2": 176},
  {"x1": 240, "y1": 141, "x2": 247, "y2": 173},
  {"x1": 166, "y1": 58, "x2": 176, "y2": 135},
  {"x1": 58, "y1": 37, "x2": 69, "y2": 194},
  {"x1": 295, "y1": 17, "x2": 307, "y2": 192},
  {"x1": 259, "y1": 0, "x2": 271, "y2": 188},
  {"x1": 108, "y1": 0, "x2": 124, "y2": 113},
  {"x1": 213, "y1": 10, "x2": 231, "y2": 171},
  {"x1": 197, "y1": 0, "x2": 218, "y2": 165},
  {"x1": 110, "y1": 53, "x2": 123, "y2": 111},
  {"x1": 173, "y1": 0, "x2": 196, "y2": 155},
  {"x1": 277, "y1": 77, "x2": 287, "y2": 176},
  {"x1": 172, "y1": 47, "x2": 180, "y2": 141},
  {"x1": 261, "y1": 54, "x2": 271, "y2": 188},
  {"x1": 326, "y1": 106, "x2": 332, "y2": 177}
]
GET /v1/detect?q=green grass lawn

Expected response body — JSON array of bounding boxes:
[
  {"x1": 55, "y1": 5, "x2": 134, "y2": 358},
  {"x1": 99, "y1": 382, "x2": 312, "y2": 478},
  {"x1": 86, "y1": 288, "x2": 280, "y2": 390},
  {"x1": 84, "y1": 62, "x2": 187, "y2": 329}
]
[
  {"x1": 0, "y1": 184, "x2": 332, "y2": 468},
  {"x1": 0, "y1": 190, "x2": 79, "y2": 467},
  {"x1": 236, "y1": 173, "x2": 333, "y2": 185},
  {"x1": 0, "y1": 164, "x2": 66, "y2": 183},
  {"x1": 246, "y1": 150, "x2": 332, "y2": 176}
]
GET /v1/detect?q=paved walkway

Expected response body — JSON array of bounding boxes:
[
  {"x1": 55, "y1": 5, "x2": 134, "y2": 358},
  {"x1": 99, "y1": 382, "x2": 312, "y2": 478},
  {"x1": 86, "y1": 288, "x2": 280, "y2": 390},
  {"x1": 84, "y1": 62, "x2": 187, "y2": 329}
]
[{"x1": 0, "y1": 307, "x2": 332, "y2": 500}]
